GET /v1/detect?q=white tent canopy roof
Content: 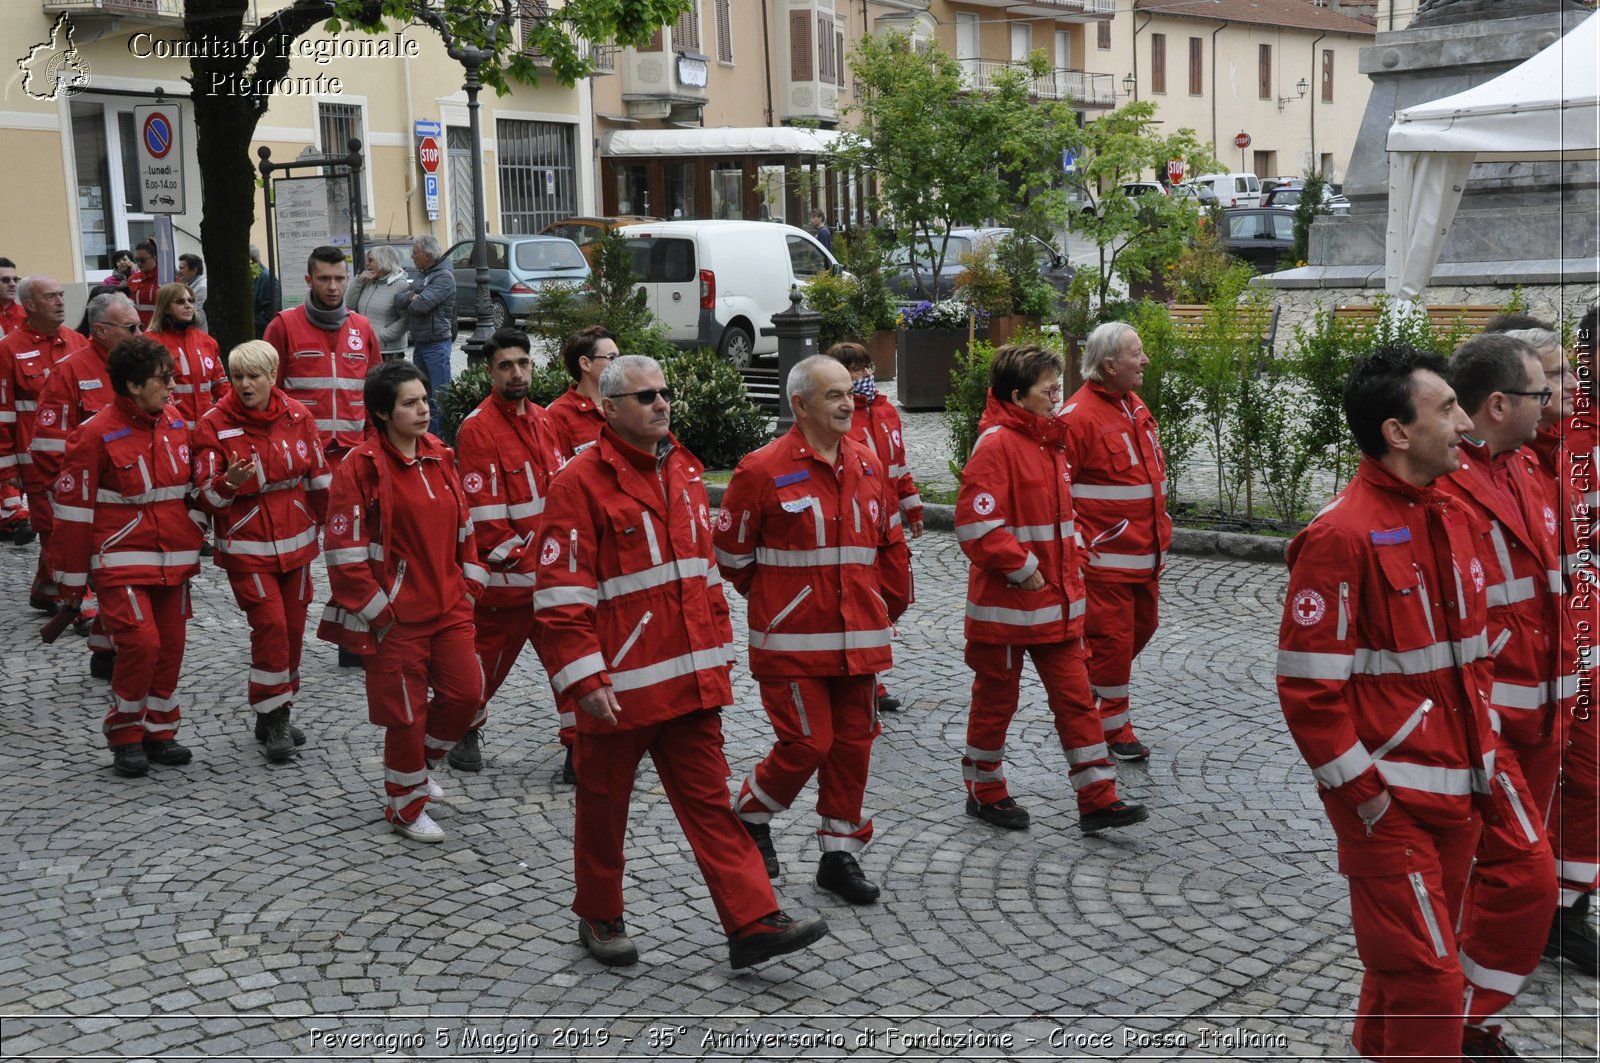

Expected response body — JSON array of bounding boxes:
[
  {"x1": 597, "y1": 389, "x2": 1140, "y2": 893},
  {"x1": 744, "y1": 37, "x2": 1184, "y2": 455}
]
[{"x1": 600, "y1": 127, "x2": 847, "y2": 158}]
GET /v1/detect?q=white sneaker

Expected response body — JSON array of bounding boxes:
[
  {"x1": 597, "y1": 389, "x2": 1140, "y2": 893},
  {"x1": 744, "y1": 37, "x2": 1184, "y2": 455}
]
[
  {"x1": 392, "y1": 810, "x2": 445, "y2": 843},
  {"x1": 426, "y1": 776, "x2": 443, "y2": 799}
]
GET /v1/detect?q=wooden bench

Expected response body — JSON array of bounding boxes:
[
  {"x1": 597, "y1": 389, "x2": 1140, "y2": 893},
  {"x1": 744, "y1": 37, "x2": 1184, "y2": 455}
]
[
  {"x1": 1332, "y1": 303, "x2": 1506, "y2": 335},
  {"x1": 1168, "y1": 302, "x2": 1282, "y2": 352}
]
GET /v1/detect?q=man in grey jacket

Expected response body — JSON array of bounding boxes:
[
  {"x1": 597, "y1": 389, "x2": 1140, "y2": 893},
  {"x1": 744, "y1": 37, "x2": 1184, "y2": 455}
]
[{"x1": 395, "y1": 234, "x2": 455, "y2": 425}]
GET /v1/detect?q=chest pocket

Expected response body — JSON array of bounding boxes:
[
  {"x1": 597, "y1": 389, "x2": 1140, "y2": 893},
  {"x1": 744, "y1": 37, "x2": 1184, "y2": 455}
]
[
  {"x1": 605, "y1": 506, "x2": 665, "y2": 573},
  {"x1": 1100, "y1": 427, "x2": 1141, "y2": 474},
  {"x1": 776, "y1": 488, "x2": 826, "y2": 548},
  {"x1": 1375, "y1": 544, "x2": 1439, "y2": 652},
  {"x1": 16, "y1": 355, "x2": 49, "y2": 395},
  {"x1": 103, "y1": 435, "x2": 155, "y2": 499}
]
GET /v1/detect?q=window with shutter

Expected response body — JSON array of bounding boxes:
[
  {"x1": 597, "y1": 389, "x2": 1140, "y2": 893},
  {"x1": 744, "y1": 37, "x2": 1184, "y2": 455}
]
[
  {"x1": 1097, "y1": 19, "x2": 1111, "y2": 51},
  {"x1": 1258, "y1": 44, "x2": 1271, "y2": 99},
  {"x1": 791, "y1": 11, "x2": 812, "y2": 82},
  {"x1": 673, "y1": 1, "x2": 700, "y2": 53},
  {"x1": 639, "y1": 28, "x2": 662, "y2": 53},
  {"x1": 1151, "y1": 33, "x2": 1165, "y2": 94},
  {"x1": 818, "y1": 15, "x2": 834, "y2": 84},
  {"x1": 1189, "y1": 37, "x2": 1202, "y2": 95},
  {"x1": 716, "y1": 0, "x2": 732, "y2": 64},
  {"x1": 1322, "y1": 49, "x2": 1334, "y2": 102},
  {"x1": 517, "y1": 0, "x2": 549, "y2": 55},
  {"x1": 836, "y1": 29, "x2": 845, "y2": 87}
]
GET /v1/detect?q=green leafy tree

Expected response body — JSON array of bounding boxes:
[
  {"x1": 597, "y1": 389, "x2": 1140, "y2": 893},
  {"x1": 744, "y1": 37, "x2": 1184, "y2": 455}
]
[
  {"x1": 1063, "y1": 101, "x2": 1217, "y2": 306},
  {"x1": 180, "y1": 0, "x2": 688, "y2": 353},
  {"x1": 1288, "y1": 168, "x2": 1330, "y2": 267}
]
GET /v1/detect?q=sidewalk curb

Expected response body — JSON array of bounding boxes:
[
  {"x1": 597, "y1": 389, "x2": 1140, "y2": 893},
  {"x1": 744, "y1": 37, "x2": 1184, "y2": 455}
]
[{"x1": 704, "y1": 485, "x2": 1288, "y2": 564}]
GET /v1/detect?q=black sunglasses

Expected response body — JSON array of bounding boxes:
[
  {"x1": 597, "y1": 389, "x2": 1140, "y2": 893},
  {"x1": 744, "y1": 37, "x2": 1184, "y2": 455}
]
[
  {"x1": 608, "y1": 387, "x2": 674, "y2": 405},
  {"x1": 1503, "y1": 387, "x2": 1553, "y2": 407}
]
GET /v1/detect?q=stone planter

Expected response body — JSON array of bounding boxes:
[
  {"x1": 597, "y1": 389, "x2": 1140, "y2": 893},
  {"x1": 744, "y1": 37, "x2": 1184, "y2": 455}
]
[
  {"x1": 896, "y1": 326, "x2": 989, "y2": 411},
  {"x1": 867, "y1": 329, "x2": 897, "y2": 383},
  {"x1": 985, "y1": 313, "x2": 1041, "y2": 347}
]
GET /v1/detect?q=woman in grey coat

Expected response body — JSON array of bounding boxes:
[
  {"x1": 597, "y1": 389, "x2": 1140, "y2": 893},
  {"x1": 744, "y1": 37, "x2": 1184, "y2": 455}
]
[{"x1": 346, "y1": 244, "x2": 411, "y2": 358}]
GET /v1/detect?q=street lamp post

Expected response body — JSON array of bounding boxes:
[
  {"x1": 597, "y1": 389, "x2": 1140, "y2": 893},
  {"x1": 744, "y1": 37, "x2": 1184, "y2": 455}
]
[{"x1": 414, "y1": 0, "x2": 515, "y2": 366}]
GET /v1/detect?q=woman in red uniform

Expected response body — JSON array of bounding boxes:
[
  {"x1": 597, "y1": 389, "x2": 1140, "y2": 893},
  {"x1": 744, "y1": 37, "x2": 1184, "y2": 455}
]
[
  {"x1": 146, "y1": 282, "x2": 226, "y2": 429},
  {"x1": 191, "y1": 340, "x2": 328, "y2": 764},
  {"x1": 318, "y1": 361, "x2": 486, "y2": 843}
]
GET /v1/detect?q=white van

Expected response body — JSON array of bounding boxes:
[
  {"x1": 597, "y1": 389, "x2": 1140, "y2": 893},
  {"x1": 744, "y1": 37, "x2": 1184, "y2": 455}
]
[
  {"x1": 1184, "y1": 173, "x2": 1262, "y2": 209},
  {"x1": 615, "y1": 220, "x2": 841, "y2": 366}
]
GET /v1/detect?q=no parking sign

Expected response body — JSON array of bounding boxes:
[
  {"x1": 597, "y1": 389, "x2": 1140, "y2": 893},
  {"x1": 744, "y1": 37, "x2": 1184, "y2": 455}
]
[{"x1": 134, "y1": 103, "x2": 185, "y2": 214}]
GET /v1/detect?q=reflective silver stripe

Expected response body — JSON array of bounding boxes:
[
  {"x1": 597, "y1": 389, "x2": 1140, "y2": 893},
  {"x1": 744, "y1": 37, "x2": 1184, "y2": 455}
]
[
  {"x1": 964, "y1": 602, "x2": 1064, "y2": 626},
  {"x1": 52, "y1": 503, "x2": 93, "y2": 524},
  {"x1": 91, "y1": 549, "x2": 200, "y2": 569},
  {"x1": 285, "y1": 376, "x2": 365, "y2": 391},
  {"x1": 485, "y1": 570, "x2": 537, "y2": 588},
  {"x1": 1011, "y1": 521, "x2": 1075, "y2": 542},
  {"x1": 485, "y1": 535, "x2": 522, "y2": 565},
  {"x1": 462, "y1": 562, "x2": 489, "y2": 586},
  {"x1": 320, "y1": 604, "x2": 369, "y2": 633},
  {"x1": 748, "y1": 628, "x2": 893, "y2": 652},
  {"x1": 533, "y1": 585, "x2": 598, "y2": 610},
  {"x1": 900, "y1": 493, "x2": 922, "y2": 511},
  {"x1": 470, "y1": 502, "x2": 510, "y2": 522},
  {"x1": 1497, "y1": 772, "x2": 1540, "y2": 845},
  {"x1": 1100, "y1": 709, "x2": 1129, "y2": 731},
  {"x1": 753, "y1": 545, "x2": 878, "y2": 567},
  {"x1": 1312, "y1": 743, "x2": 1375, "y2": 788},
  {"x1": 1374, "y1": 760, "x2": 1473, "y2": 796},
  {"x1": 599, "y1": 557, "x2": 710, "y2": 600},
  {"x1": 790, "y1": 681, "x2": 810, "y2": 737},
  {"x1": 1547, "y1": 568, "x2": 1564, "y2": 593},
  {"x1": 714, "y1": 546, "x2": 755, "y2": 569},
  {"x1": 95, "y1": 484, "x2": 190, "y2": 504},
  {"x1": 1352, "y1": 633, "x2": 1489, "y2": 676},
  {"x1": 1008, "y1": 553, "x2": 1039, "y2": 583},
  {"x1": 1069, "y1": 764, "x2": 1118, "y2": 789},
  {"x1": 956, "y1": 518, "x2": 1005, "y2": 542},
  {"x1": 218, "y1": 527, "x2": 319, "y2": 557},
  {"x1": 1371, "y1": 700, "x2": 1432, "y2": 761},
  {"x1": 356, "y1": 589, "x2": 390, "y2": 623},
  {"x1": 309, "y1": 473, "x2": 332, "y2": 490},
  {"x1": 0, "y1": 413, "x2": 15, "y2": 424},
  {"x1": 641, "y1": 511, "x2": 662, "y2": 566},
  {"x1": 1091, "y1": 683, "x2": 1129, "y2": 699},
  {"x1": 1087, "y1": 551, "x2": 1159, "y2": 569},
  {"x1": 551, "y1": 651, "x2": 606, "y2": 691},
  {"x1": 249, "y1": 666, "x2": 293, "y2": 684},
  {"x1": 1410, "y1": 872, "x2": 1449, "y2": 958},
  {"x1": 249, "y1": 692, "x2": 293, "y2": 712},
  {"x1": 31, "y1": 437, "x2": 65, "y2": 452},
  {"x1": 1066, "y1": 742, "x2": 1109, "y2": 765},
  {"x1": 1485, "y1": 576, "x2": 1535, "y2": 608},
  {"x1": 1556, "y1": 858, "x2": 1600, "y2": 881},
  {"x1": 14, "y1": 400, "x2": 36, "y2": 411},
  {"x1": 1067, "y1": 597, "x2": 1086, "y2": 620},
  {"x1": 1490, "y1": 680, "x2": 1550, "y2": 711},
  {"x1": 57, "y1": 571, "x2": 88, "y2": 588},
  {"x1": 963, "y1": 763, "x2": 1005, "y2": 782},
  {"x1": 1276, "y1": 650, "x2": 1355, "y2": 681},
  {"x1": 314, "y1": 418, "x2": 367, "y2": 433},
  {"x1": 1071, "y1": 482, "x2": 1155, "y2": 500},
  {"x1": 325, "y1": 545, "x2": 383, "y2": 566},
  {"x1": 1460, "y1": 949, "x2": 1530, "y2": 997},
  {"x1": 1555, "y1": 673, "x2": 1583, "y2": 700},
  {"x1": 610, "y1": 646, "x2": 731, "y2": 693},
  {"x1": 965, "y1": 743, "x2": 1004, "y2": 760},
  {"x1": 506, "y1": 498, "x2": 544, "y2": 520}
]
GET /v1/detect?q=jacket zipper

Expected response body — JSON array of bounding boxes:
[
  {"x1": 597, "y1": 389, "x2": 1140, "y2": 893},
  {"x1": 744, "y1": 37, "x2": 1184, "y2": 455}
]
[
  {"x1": 489, "y1": 461, "x2": 498, "y2": 498},
  {"x1": 281, "y1": 439, "x2": 293, "y2": 474},
  {"x1": 1412, "y1": 564, "x2": 1438, "y2": 641},
  {"x1": 764, "y1": 586, "x2": 813, "y2": 636},
  {"x1": 1337, "y1": 581, "x2": 1350, "y2": 641},
  {"x1": 738, "y1": 509, "x2": 750, "y2": 543},
  {"x1": 568, "y1": 528, "x2": 578, "y2": 574},
  {"x1": 683, "y1": 489, "x2": 697, "y2": 544},
  {"x1": 613, "y1": 610, "x2": 652, "y2": 667},
  {"x1": 1409, "y1": 872, "x2": 1449, "y2": 958},
  {"x1": 1372, "y1": 699, "x2": 1433, "y2": 761},
  {"x1": 389, "y1": 559, "x2": 408, "y2": 605},
  {"x1": 162, "y1": 437, "x2": 181, "y2": 476},
  {"x1": 852, "y1": 498, "x2": 861, "y2": 534},
  {"x1": 229, "y1": 504, "x2": 262, "y2": 537},
  {"x1": 99, "y1": 511, "x2": 143, "y2": 555},
  {"x1": 1497, "y1": 771, "x2": 1539, "y2": 844}
]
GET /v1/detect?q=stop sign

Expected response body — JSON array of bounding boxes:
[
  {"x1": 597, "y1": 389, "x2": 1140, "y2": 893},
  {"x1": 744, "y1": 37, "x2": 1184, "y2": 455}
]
[
  {"x1": 1233, "y1": 130, "x2": 1252, "y2": 150},
  {"x1": 417, "y1": 135, "x2": 441, "y2": 175},
  {"x1": 1167, "y1": 159, "x2": 1186, "y2": 183}
]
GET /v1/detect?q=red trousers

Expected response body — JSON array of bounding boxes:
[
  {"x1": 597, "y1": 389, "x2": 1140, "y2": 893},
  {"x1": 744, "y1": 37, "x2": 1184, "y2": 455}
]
[
  {"x1": 1083, "y1": 578, "x2": 1159, "y2": 743},
  {"x1": 98, "y1": 583, "x2": 190, "y2": 747},
  {"x1": 1556, "y1": 702, "x2": 1600, "y2": 905},
  {"x1": 228, "y1": 568, "x2": 311, "y2": 717},
  {"x1": 27, "y1": 491, "x2": 51, "y2": 591},
  {"x1": 734, "y1": 675, "x2": 877, "y2": 853},
  {"x1": 365, "y1": 600, "x2": 482, "y2": 825},
  {"x1": 1458, "y1": 741, "x2": 1558, "y2": 1032},
  {"x1": 964, "y1": 639, "x2": 1119, "y2": 814},
  {"x1": 472, "y1": 602, "x2": 573, "y2": 744},
  {"x1": 573, "y1": 707, "x2": 776, "y2": 934},
  {"x1": 1325, "y1": 794, "x2": 1479, "y2": 1063}
]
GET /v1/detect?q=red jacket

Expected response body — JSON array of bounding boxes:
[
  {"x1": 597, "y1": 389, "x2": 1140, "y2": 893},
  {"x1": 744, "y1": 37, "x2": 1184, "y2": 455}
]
[
  {"x1": 532, "y1": 428, "x2": 734, "y2": 732},
  {"x1": 1277, "y1": 458, "x2": 1497, "y2": 828},
  {"x1": 545, "y1": 386, "x2": 605, "y2": 458},
  {"x1": 127, "y1": 270, "x2": 158, "y2": 326},
  {"x1": 30, "y1": 340, "x2": 115, "y2": 493},
  {"x1": 263, "y1": 306, "x2": 382, "y2": 454},
  {"x1": 0, "y1": 302, "x2": 26, "y2": 338},
  {"x1": 1061, "y1": 381, "x2": 1172, "y2": 581},
  {"x1": 0, "y1": 324, "x2": 89, "y2": 493},
  {"x1": 849, "y1": 393, "x2": 922, "y2": 527},
  {"x1": 318, "y1": 432, "x2": 485, "y2": 654},
  {"x1": 714, "y1": 426, "x2": 911, "y2": 680},
  {"x1": 190, "y1": 388, "x2": 329, "y2": 574},
  {"x1": 149, "y1": 326, "x2": 227, "y2": 428},
  {"x1": 454, "y1": 393, "x2": 566, "y2": 608},
  {"x1": 50, "y1": 395, "x2": 202, "y2": 596},
  {"x1": 956, "y1": 396, "x2": 1084, "y2": 645}
]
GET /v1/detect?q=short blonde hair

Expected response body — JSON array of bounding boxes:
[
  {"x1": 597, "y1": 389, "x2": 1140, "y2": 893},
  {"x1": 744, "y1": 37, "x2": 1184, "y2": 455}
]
[{"x1": 229, "y1": 339, "x2": 278, "y2": 380}]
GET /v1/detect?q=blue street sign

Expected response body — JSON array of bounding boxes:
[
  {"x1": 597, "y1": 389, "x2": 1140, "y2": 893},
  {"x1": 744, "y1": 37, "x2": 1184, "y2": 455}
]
[
  {"x1": 414, "y1": 120, "x2": 442, "y2": 138},
  {"x1": 1062, "y1": 149, "x2": 1077, "y2": 174}
]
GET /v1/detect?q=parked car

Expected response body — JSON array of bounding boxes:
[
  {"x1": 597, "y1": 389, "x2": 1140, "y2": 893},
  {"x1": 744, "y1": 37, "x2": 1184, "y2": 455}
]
[
  {"x1": 1183, "y1": 172, "x2": 1262, "y2": 209},
  {"x1": 885, "y1": 227, "x2": 1075, "y2": 302},
  {"x1": 539, "y1": 215, "x2": 658, "y2": 266},
  {"x1": 1219, "y1": 207, "x2": 1297, "y2": 272},
  {"x1": 1078, "y1": 181, "x2": 1167, "y2": 217},
  {"x1": 1260, "y1": 184, "x2": 1351, "y2": 215},
  {"x1": 1171, "y1": 182, "x2": 1219, "y2": 206},
  {"x1": 614, "y1": 220, "x2": 841, "y2": 366},
  {"x1": 443, "y1": 235, "x2": 592, "y2": 329}
]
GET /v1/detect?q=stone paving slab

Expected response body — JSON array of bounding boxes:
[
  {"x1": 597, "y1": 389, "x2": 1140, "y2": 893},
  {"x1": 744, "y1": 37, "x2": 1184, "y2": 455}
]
[{"x1": 1, "y1": 521, "x2": 1595, "y2": 1060}]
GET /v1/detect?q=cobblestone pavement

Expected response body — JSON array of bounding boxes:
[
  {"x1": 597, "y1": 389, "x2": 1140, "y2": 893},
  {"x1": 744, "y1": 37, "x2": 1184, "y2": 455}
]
[{"x1": 2, "y1": 523, "x2": 1597, "y2": 1060}]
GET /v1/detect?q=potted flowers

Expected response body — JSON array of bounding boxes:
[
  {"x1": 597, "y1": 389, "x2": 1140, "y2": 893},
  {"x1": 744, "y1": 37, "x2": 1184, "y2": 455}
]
[{"x1": 896, "y1": 298, "x2": 990, "y2": 410}]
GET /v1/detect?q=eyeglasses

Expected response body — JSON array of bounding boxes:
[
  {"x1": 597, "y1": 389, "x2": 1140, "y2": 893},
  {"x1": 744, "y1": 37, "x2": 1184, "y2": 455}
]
[
  {"x1": 607, "y1": 387, "x2": 674, "y2": 405},
  {"x1": 1503, "y1": 387, "x2": 1553, "y2": 407},
  {"x1": 99, "y1": 321, "x2": 143, "y2": 334},
  {"x1": 0, "y1": 277, "x2": 18, "y2": 284},
  {"x1": 584, "y1": 353, "x2": 616, "y2": 363},
  {"x1": 153, "y1": 372, "x2": 176, "y2": 386},
  {"x1": 173, "y1": 298, "x2": 196, "y2": 304}
]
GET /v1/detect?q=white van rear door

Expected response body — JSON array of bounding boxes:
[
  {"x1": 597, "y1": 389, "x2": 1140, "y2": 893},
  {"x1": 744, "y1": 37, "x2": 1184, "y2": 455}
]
[{"x1": 625, "y1": 235, "x2": 699, "y2": 341}]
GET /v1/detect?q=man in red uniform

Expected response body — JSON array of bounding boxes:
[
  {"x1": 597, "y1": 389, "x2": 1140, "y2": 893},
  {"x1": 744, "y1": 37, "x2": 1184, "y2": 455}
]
[
  {"x1": 544, "y1": 325, "x2": 615, "y2": 458},
  {"x1": 0, "y1": 259, "x2": 25, "y2": 337},
  {"x1": 1434, "y1": 335, "x2": 1562, "y2": 1056},
  {"x1": 127, "y1": 241, "x2": 160, "y2": 328},
  {"x1": 1062, "y1": 321, "x2": 1171, "y2": 761},
  {"x1": 0, "y1": 275, "x2": 88, "y2": 564},
  {"x1": 452, "y1": 328, "x2": 566, "y2": 775},
  {"x1": 1278, "y1": 345, "x2": 1496, "y2": 1063},
  {"x1": 533, "y1": 353, "x2": 829, "y2": 969},
  {"x1": 52, "y1": 335, "x2": 203, "y2": 777},
  {"x1": 34, "y1": 291, "x2": 137, "y2": 663},
  {"x1": 263, "y1": 245, "x2": 383, "y2": 466},
  {"x1": 717, "y1": 355, "x2": 912, "y2": 905}
]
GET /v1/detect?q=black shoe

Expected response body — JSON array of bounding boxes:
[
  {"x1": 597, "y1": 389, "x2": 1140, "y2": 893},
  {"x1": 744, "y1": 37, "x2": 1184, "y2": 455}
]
[
  {"x1": 89, "y1": 651, "x2": 116, "y2": 680},
  {"x1": 259, "y1": 707, "x2": 296, "y2": 764},
  {"x1": 448, "y1": 728, "x2": 483, "y2": 772},
  {"x1": 1463, "y1": 1026, "x2": 1528, "y2": 1061},
  {"x1": 198, "y1": 540, "x2": 214, "y2": 558},
  {"x1": 560, "y1": 745, "x2": 576, "y2": 785},
  {"x1": 728, "y1": 911, "x2": 829, "y2": 970},
  {"x1": 1109, "y1": 740, "x2": 1150, "y2": 762},
  {"x1": 1080, "y1": 800, "x2": 1149, "y2": 834},
  {"x1": 966, "y1": 795, "x2": 1031, "y2": 830},
  {"x1": 815, "y1": 851, "x2": 879, "y2": 905},
  {"x1": 11, "y1": 522, "x2": 35, "y2": 546},
  {"x1": 338, "y1": 647, "x2": 363, "y2": 668},
  {"x1": 577, "y1": 917, "x2": 638, "y2": 967},
  {"x1": 877, "y1": 693, "x2": 901, "y2": 712},
  {"x1": 29, "y1": 590, "x2": 58, "y2": 614},
  {"x1": 744, "y1": 820, "x2": 780, "y2": 878},
  {"x1": 111, "y1": 744, "x2": 148, "y2": 778},
  {"x1": 72, "y1": 613, "x2": 94, "y2": 637},
  {"x1": 142, "y1": 738, "x2": 192, "y2": 766},
  {"x1": 253, "y1": 713, "x2": 306, "y2": 747},
  {"x1": 1545, "y1": 893, "x2": 1599, "y2": 977}
]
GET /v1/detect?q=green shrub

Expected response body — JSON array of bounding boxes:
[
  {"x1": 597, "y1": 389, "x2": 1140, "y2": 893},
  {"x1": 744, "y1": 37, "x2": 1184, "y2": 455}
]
[
  {"x1": 944, "y1": 339, "x2": 996, "y2": 479},
  {"x1": 437, "y1": 364, "x2": 490, "y2": 447},
  {"x1": 657, "y1": 348, "x2": 770, "y2": 470},
  {"x1": 836, "y1": 228, "x2": 897, "y2": 332},
  {"x1": 804, "y1": 270, "x2": 871, "y2": 351},
  {"x1": 1124, "y1": 299, "x2": 1202, "y2": 501},
  {"x1": 953, "y1": 243, "x2": 1012, "y2": 319}
]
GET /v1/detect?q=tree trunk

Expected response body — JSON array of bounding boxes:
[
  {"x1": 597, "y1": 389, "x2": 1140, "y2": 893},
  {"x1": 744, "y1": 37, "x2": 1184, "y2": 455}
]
[{"x1": 193, "y1": 92, "x2": 262, "y2": 355}]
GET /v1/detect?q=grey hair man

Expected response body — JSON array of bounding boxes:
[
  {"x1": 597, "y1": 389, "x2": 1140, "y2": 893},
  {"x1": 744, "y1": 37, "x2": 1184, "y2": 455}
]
[{"x1": 397, "y1": 234, "x2": 455, "y2": 425}]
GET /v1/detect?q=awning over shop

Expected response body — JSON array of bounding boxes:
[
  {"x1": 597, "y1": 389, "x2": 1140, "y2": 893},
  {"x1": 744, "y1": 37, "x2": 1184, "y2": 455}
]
[{"x1": 599, "y1": 126, "x2": 849, "y2": 158}]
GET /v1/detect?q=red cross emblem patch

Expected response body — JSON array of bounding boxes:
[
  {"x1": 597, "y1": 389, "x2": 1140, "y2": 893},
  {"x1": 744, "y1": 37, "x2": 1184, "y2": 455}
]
[{"x1": 1291, "y1": 589, "x2": 1326, "y2": 626}]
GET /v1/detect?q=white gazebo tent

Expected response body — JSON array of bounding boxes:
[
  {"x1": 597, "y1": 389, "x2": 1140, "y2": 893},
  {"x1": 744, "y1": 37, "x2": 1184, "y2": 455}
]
[{"x1": 1383, "y1": 13, "x2": 1600, "y2": 305}]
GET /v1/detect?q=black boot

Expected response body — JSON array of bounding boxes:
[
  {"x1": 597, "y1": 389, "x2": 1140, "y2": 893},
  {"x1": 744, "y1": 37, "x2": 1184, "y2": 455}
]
[
  {"x1": 259, "y1": 707, "x2": 296, "y2": 764},
  {"x1": 560, "y1": 745, "x2": 576, "y2": 785},
  {"x1": 448, "y1": 728, "x2": 483, "y2": 772},
  {"x1": 89, "y1": 651, "x2": 116, "y2": 680},
  {"x1": 255, "y1": 712, "x2": 306, "y2": 747},
  {"x1": 816, "y1": 851, "x2": 879, "y2": 905},
  {"x1": 1545, "y1": 892, "x2": 1599, "y2": 977},
  {"x1": 141, "y1": 738, "x2": 192, "y2": 766},
  {"x1": 743, "y1": 821, "x2": 780, "y2": 878}
]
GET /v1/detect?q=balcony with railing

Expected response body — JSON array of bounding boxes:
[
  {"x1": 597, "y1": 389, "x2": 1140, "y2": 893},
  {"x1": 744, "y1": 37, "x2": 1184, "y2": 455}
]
[
  {"x1": 42, "y1": 0, "x2": 258, "y2": 27},
  {"x1": 958, "y1": 60, "x2": 1117, "y2": 108},
  {"x1": 960, "y1": 0, "x2": 1115, "y2": 20}
]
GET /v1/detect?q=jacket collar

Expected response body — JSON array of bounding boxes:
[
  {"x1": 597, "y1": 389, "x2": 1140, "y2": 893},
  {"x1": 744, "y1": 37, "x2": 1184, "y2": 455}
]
[
  {"x1": 1356, "y1": 455, "x2": 1441, "y2": 503},
  {"x1": 977, "y1": 393, "x2": 1065, "y2": 449},
  {"x1": 112, "y1": 394, "x2": 162, "y2": 430}
]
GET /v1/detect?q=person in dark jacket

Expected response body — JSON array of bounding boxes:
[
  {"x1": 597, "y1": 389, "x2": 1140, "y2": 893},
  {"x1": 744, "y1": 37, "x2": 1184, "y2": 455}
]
[
  {"x1": 394, "y1": 234, "x2": 455, "y2": 428},
  {"x1": 250, "y1": 243, "x2": 280, "y2": 337}
]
